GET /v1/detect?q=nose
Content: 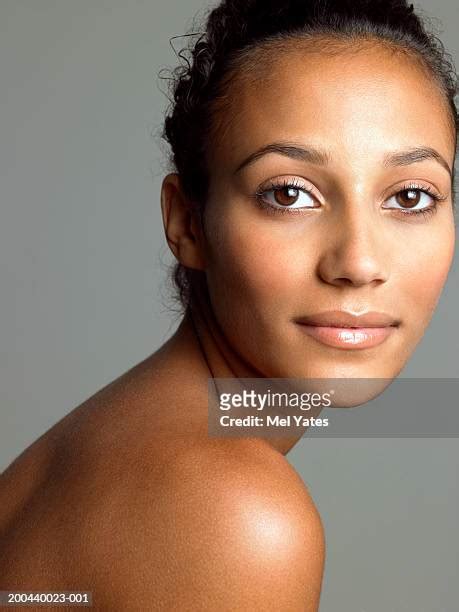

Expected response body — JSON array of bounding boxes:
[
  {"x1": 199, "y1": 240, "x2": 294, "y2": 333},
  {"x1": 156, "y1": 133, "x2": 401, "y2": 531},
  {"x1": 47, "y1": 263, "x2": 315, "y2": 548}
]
[{"x1": 316, "y1": 209, "x2": 390, "y2": 288}]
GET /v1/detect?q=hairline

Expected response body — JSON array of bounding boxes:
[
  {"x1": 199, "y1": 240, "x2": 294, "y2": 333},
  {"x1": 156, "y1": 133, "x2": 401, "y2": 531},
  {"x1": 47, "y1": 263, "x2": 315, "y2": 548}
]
[{"x1": 204, "y1": 32, "x2": 456, "y2": 171}]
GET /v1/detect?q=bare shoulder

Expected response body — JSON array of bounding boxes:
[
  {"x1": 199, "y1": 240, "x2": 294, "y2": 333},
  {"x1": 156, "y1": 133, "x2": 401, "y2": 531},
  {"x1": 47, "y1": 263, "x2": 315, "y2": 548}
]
[
  {"x1": 1, "y1": 403, "x2": 324, "y2": 610},
  {"x1": 102, "y1": 438, "x2": 325, "y2": 611}
]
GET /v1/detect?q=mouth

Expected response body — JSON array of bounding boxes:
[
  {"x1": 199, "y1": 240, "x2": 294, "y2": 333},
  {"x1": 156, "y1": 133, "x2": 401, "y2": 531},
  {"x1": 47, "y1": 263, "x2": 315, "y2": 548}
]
[{"x1": 294, "y1": 310, "x2": 401, "y2": 350}]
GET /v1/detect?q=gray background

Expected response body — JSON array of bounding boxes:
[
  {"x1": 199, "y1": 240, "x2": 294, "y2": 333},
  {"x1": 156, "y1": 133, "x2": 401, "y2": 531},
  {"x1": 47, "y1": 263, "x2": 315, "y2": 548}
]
[{"x1": 1, "y1": 1, "x2": 457, "y2": 610}]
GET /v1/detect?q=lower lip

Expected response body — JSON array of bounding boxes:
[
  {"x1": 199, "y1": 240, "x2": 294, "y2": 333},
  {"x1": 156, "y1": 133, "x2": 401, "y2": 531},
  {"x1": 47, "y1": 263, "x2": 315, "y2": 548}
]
[{"x1": 297, "y1": 324, "x2": 396, "y2": 349}]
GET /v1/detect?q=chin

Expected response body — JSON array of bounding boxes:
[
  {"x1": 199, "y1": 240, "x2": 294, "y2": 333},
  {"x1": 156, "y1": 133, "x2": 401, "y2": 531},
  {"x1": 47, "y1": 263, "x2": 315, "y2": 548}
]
[
  {"x1": 277, "y1": 367, "x2": 398, "y2": 407},
  {"x1": 256, "y1": 347, "x2": 409, "y2": 406}
]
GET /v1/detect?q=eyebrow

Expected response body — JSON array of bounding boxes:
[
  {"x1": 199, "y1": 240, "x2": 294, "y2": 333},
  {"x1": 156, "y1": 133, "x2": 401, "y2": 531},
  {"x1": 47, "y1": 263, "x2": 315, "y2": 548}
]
[
  {"x1": 234, "y1": 143, "x2": 330, "y2": 174},
  {"x1": 383, "y1": 146, "x2": 452, "y2": 178},
  {"x1": 233, "y1": 141, "x2": 452, "y2": 178}
]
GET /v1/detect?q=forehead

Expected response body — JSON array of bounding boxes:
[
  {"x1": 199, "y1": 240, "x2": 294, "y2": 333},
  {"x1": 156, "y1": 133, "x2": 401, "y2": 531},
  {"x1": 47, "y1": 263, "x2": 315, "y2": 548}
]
[{"x1": 209, "y1": 40, "x2": 454, "y2": 171}]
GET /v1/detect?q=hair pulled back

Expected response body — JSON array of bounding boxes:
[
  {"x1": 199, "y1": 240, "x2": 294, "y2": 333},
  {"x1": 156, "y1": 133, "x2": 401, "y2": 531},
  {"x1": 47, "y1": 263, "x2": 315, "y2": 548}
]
[{"x1": 161, "y1": 0, "x2": 458, "y2": 311}]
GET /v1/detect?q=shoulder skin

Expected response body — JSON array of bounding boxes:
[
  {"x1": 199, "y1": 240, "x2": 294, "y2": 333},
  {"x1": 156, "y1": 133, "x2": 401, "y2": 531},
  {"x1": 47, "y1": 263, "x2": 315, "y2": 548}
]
[{"x1": 96, "y1": 438, "x2": 325, "y2": 611}]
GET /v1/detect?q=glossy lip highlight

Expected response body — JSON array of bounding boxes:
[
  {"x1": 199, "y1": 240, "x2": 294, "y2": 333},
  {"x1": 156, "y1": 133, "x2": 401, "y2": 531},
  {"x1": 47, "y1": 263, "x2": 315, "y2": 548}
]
[{"x1": 294, "y1": 310, "x2": 401, "y2": 350}]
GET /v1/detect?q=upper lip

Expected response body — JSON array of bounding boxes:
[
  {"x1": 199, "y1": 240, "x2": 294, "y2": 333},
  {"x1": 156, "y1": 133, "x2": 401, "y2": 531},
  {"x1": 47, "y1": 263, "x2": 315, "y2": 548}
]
[{"x1": 295, "y1": 310, "x2": 400, "y2": 328}]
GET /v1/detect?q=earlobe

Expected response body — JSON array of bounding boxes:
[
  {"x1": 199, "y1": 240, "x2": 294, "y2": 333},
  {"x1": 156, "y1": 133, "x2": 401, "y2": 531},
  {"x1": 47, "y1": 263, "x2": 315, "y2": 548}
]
[{"x1": 160, "y1": 173, "x2": 206, "y2": 271}]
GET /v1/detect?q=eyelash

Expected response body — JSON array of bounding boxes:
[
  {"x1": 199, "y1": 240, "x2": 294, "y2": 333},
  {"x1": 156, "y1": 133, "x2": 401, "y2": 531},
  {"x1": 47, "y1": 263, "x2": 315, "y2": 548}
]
[{"x1": 253, "y1": 178, "x2": 447, "y2": 219}]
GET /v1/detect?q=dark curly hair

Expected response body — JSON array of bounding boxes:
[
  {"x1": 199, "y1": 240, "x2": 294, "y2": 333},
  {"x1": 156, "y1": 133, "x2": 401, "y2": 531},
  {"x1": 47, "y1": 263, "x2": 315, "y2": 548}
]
[{"x1": 161, "y1": 0, "x2": 458, "y2": 313}]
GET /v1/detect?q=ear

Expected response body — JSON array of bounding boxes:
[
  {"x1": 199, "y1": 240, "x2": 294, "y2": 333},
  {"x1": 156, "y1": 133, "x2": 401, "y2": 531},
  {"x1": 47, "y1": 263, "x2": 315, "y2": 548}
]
[{"x1": 160, "y1": 173, "x2": 206, "y2": 271}]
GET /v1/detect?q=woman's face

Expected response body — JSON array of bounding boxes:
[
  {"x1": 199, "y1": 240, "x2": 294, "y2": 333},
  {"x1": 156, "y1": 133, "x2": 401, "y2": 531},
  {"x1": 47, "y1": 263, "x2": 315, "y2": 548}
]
[{"x1": 201, "y1": 41, "x2": 456, "y2": 380}]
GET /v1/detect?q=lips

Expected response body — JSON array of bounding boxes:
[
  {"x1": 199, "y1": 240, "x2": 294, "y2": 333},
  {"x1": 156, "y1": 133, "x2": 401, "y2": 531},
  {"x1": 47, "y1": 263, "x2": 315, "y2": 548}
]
[
  {"x1": 295, "y1": 310, "x2": 400, "y2": 349},
  {"x1": 295, "y1": 310, "x2": 400, "y2": 328}
]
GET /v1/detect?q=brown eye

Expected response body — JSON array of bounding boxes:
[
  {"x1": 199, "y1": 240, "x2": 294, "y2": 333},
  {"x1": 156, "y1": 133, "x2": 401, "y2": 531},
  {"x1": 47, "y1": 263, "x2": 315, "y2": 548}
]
[
  {"x1": 273, "y1": 186, "x2": 300, "y2": 206},
  {"x1": 257, "y1": 181, "x2": 317, "y2": 211},
  {"x1": 396, "y1": 189, "x2": 421, "y2": 208},
  {"x1": 383, "y1": 186, "x2": 438, "y2": 214}
]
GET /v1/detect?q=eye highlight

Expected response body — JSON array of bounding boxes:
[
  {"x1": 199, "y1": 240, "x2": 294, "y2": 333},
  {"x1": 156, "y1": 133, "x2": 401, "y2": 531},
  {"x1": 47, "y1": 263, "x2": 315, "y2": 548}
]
[
  {"x1": 382, "y1": 182, "x2": 447, "y2": 218},
  {"x1": 254, "y1": 177, "x2": 319, "y2": 214}
]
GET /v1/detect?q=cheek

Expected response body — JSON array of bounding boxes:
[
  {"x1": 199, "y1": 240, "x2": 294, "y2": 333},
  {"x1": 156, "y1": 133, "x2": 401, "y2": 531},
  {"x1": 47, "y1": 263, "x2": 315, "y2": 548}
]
[
  {"x1": 400, "y1": 222, "x2": 455, "y2": 327},
  {"x1": 205, "y1": 212, "x2": 313, "y2": 314}
]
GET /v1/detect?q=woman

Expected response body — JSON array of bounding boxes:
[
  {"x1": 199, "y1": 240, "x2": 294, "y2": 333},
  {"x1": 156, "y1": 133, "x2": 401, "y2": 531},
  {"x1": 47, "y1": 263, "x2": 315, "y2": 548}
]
[{"x1": 0, "y1": 0, "x2": 456, "y2": 609}]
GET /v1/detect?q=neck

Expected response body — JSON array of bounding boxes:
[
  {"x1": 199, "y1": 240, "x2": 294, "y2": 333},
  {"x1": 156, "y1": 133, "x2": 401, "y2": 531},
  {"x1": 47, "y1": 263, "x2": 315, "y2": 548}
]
[
  {"x1": 189, "y1": 285, "x2": 262, "y2": 379},
  {"x1": 162, "y1": 286, "x2": 305, "y2": 456}
]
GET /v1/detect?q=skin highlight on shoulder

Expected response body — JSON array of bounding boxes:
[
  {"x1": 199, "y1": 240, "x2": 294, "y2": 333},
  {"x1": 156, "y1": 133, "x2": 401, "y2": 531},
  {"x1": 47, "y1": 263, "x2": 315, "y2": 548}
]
[{"x1": 95, "y1": 438, "x2": 325, "y2": 611}]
